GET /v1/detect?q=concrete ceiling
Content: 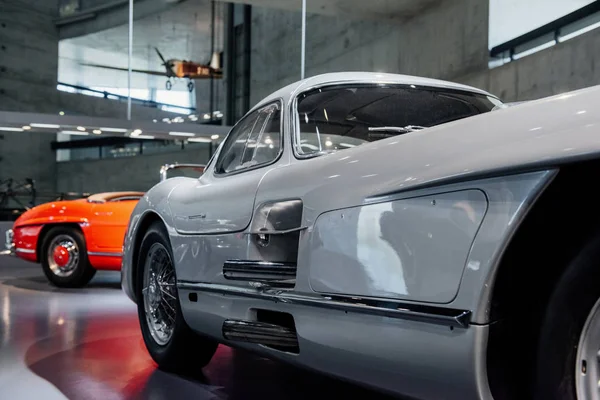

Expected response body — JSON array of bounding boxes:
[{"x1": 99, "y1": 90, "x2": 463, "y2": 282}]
[{"x1": 226, "y1": 0, "x2": 442, "y2": 20}]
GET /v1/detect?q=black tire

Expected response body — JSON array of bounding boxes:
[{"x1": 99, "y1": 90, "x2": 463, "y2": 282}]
[
  {"x1": 40, "y1": 226, "x2": 96, "y2": 288},
  {"x1": 533, "y1": 234, "x2": 600, "y2": 400},
  {"x1": 136, "y1": 221, "x2": 218, "y2": 373}
]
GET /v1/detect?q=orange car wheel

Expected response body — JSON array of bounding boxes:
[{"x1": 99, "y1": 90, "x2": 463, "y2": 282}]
[{"x1": 40, "y1": 226, "x2": 96, "y2": 288}]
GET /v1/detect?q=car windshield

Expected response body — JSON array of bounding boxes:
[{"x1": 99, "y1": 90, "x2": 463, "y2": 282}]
[{"x1": 294, "y1": 84, "x2": 502, "y2": 156}]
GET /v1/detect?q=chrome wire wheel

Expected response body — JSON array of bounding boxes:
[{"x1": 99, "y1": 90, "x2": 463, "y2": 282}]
[
  {"x1": 142, "y1": 242, "x2": 177, "y2": 346},
  {"x1": 576, "y1": 296, "x2": 600, "y2": 400},
  {"x1": 47, "y1": 234, "x2": 79, "y2": 277}
]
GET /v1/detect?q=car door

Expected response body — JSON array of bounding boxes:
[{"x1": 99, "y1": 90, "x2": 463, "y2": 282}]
[
  {"x1": 90, "y1": 199, "x2": 139, "y2": 252},
  {"x1": 169, "y1": 101, "x2": 284, "y2": 235}
]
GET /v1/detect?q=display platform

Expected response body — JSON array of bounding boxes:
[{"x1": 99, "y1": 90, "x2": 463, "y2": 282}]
[{"x1": 0, "y1": 256, "x2": 394, "y2": 400}]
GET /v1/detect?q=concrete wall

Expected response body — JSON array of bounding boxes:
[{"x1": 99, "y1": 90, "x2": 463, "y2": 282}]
[
  {"x1": 249, "y1": 0, "x2": 600, "y2": 107},
  {"x1": 459, "y1": 28, "x2": 600, "y2": 102},
  {"x1": 249, "y1": 0, "x2": 489, "y2": 105},
  {"x1": 55, "y1": 145, "x2": 212, "y2": 193},
  {"x1": 0, "y1": 0, "x2": 60, "y2": 193}
]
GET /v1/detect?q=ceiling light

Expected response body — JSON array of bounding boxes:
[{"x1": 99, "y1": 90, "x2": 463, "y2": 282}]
[
  {"x1": 22, "y1": 126, "x2": 31, "y2": 130},
  {"x1": 76, "y1": 126, "x2": 86, "y2": 131},
  {"x1": 100, "y1": 127, "x2": 128, "y2": 133},
  {"x1": 136, "y1": 135, "x2": 155, "y2": 139},
  {"x1": 59, "y1": 111, "x2": 65, "y2": 116},
  {"x1": 325, "y1": 140, "x2": 333, "y2": 147},
  {"x1": 92, "y1": 129, "x2": 102, "y2": 134},
  {"x1": 61, "y1": 130, "x2": 89, "y2": 136},
  {"x1": 188, "y1": 137, "x2": 212, "y2": 143},
  {"x1": 30, "y1": 123, "x2": 61, "y2": 129},
  {"x1": 169, "y1": 131, "x2": 195, "y2": 137},
  {"x1": 210, "y1": 134, "x2": 219, "y2": 140},
  {"x1": 0, "y1": 127, "x2": 23, "y2": 132},
  {"x1": 152, "y1": 119, "x2": 157, "y2": 123},
  {"x1": 203, "y1": 114, "x2": 210, "y2": 120}
]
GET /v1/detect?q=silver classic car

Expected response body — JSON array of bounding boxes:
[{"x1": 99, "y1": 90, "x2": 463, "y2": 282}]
[{"x1": 121, "y1": 72, "x2": 600, "y2": 400}]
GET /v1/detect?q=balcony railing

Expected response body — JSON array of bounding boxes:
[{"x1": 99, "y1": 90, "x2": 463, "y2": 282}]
[{"x1": 490, "y1": 1, "x2": 600, "y2": 67}]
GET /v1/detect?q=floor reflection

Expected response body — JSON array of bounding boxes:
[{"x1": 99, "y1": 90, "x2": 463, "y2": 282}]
[{"x1": 0, "y1": 257, "x2": 395, "y2": 400}]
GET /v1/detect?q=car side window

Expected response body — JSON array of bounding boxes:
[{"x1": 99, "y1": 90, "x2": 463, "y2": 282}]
[{"x1": 215, "y1": 101, "x2": 282, "y2": 174}]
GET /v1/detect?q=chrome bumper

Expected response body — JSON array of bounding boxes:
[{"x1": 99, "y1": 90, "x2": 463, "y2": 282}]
[{"x1": 2, "y1": 229, "x2": 15, "y2": 256}]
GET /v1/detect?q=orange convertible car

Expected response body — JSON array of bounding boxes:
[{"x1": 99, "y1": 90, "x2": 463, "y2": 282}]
[{"x1": 3, "y1": 163, "x2": 204, "y2": 287}]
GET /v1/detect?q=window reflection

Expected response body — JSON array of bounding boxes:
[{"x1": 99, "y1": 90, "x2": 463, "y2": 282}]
[{"x1": 295, "y1": 84, "x2": 500, "y2": 156}]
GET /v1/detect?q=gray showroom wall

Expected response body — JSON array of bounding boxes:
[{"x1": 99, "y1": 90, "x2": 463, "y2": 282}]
[
  {"x1": 249, "y1": 0, "x2": 600, "y2": 106},
  {"x1": 459, "y1": 27, "x2": 600, "y2": 102},
  {"x1": 249, "y1": 0, "x2": 489, "y2": 105},
  {"x1": 55, "y1": 146, "x2": 211, "y2": 194},
  {"x1": 0, "y1": 0, "x2": 61, "y2": 193}
]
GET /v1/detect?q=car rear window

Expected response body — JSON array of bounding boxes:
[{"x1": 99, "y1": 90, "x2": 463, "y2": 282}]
[{"x1": 294, "y1": 84, "x2": 502, "y2": 156}]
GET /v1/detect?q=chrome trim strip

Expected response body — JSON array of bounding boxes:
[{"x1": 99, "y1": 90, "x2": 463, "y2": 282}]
[
  {"x1": 177, "y1": 281, "x2": 472, "y2": 328},
  {"x1": 223, "y1": 260, "x2": 297, "y2": 286},
  {"x1": 246, "y1": 226, "x2": 307, "y2": 235},
  {"x1": 15, "y1": 248, "x2": 35, "y2": 254},
  {"x1": 222, "y1": 320, "x2": 299, "y2": 349},
  {"x1": 87, "y1": 251, "x2": 123, "y2": 257},
  {"x1": 225, "y1": 260, "x2": 296, "y2": 267}
]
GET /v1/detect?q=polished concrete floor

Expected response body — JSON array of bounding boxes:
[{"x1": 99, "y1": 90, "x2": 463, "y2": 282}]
[{"x1": 0, "y1": 255, "x2": 396, "y2": 400}]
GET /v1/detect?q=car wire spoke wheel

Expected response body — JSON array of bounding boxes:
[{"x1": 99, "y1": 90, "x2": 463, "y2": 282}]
[
  {"x1": 576, "y1": 295, "x2": 600, "y2": 400},
  {"x1": 142, "y1": 242, "x2": 177, "y2": 346},
  {"x1": 47, "y1": 234, "x2": 80, "y2": 277}
]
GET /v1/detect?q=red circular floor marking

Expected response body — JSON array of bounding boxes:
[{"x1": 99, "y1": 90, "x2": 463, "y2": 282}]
[{"x1": 53, "y1": 246, "x2": 70, "y2": 267}]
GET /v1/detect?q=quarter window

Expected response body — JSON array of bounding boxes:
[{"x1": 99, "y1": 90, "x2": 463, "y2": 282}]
[{"x1": 215, "y1": 102, "x2": 282, "y2": 174}]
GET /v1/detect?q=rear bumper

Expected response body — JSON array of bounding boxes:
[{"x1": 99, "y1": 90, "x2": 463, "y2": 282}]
[{"x1": 177, "y1": 282, "x2": 492, "y2": 400}]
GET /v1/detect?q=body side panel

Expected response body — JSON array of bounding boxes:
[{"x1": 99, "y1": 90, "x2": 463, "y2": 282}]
[
  {"x1": 178, "y1": 290, "x2": 492, "y2": 400},
  {"x1": 308, "y1": 189, "x2": 488, "y2": 303},
  {"x1": 12, "y1": 225, "x2": 43, "y2": 262},
  {"x1": 88, "y1": 255, "x2": 122, "y2": 270},
  {"x1": 168, "y1": 170, "x2": 267, "y2": 235},
  {"x1": 88, "y1": 200, "x2": 139, "y2": 253}
]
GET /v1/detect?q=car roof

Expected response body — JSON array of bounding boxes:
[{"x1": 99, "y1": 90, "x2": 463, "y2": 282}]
[{"x1": 252, "y1": 72, "x2": 497, "y2": 112}]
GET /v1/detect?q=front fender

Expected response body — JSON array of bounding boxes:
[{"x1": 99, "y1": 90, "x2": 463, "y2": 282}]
[{"x1": 121, "y1": 178, "x2": 185, "y2": 303}]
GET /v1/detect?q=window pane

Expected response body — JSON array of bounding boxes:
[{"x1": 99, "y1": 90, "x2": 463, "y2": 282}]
[
  {"x1": 241, "y1": 111, "x2": 270, "y2": 166},
  {"x1": 216, "y1": 112, "x2": 258, "y2": 173},
  {"x1": 252, "y1": 105, "x2": 281, "y2": 165},
  {"x1": 295, "y1": 85, "x2": 498, "y2": 156},
  {"x1": 215, "y1": 102, "x2": 282, "y2": 174}
]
